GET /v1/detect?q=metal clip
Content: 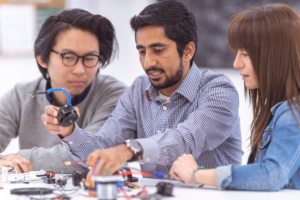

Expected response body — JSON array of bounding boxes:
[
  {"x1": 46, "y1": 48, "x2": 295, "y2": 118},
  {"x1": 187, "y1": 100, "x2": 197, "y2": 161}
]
[{"x1": 27, "y1": 91, "x2": 47, "y2": 98}]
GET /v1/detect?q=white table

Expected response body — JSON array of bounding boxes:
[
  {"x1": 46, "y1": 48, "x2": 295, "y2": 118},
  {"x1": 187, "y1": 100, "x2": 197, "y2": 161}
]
[{"x1": 1, "y1": 176, "x2": 300, "y2": 200}]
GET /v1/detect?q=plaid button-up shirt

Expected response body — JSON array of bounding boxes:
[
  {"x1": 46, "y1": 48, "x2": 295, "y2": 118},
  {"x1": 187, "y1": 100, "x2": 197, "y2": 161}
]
[{"x1": 62, "y1": 63, "x2": 243, "y2": 178}]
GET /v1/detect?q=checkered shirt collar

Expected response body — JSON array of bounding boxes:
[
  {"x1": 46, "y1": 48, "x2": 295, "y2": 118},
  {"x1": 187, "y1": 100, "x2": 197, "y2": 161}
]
[{"x1": 144, "y1": 63, "x2": 202, "y2": 103}]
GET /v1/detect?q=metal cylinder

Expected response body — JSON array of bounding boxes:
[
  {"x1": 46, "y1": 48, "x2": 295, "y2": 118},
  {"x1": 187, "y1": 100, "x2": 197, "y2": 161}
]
[{"x1": 93, "y1": 176, "x2": 122, "y2": 200}]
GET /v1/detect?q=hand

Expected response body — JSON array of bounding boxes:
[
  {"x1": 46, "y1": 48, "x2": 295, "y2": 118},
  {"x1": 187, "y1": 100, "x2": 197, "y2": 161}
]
[
  {"x1": 41, "y1": 105, "x2": 80, "y2": 138},
  {"x1": 0, "y1": 153, "x2": 16, "y2": 160},
  {"x1": 85, "y1": 144, "x2": 133, "y2": 187},
  {"x1": 0, "y1": 155, "x2": 34, "y2": 173},
  {"x1": 170, "y1": 154, "x2": 198, "y2": 184}
]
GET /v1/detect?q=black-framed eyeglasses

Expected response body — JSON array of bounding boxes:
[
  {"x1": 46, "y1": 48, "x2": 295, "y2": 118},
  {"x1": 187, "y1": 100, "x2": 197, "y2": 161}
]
[{"x1": 51, "y1": 49, "x2": 100, "y2": 68}]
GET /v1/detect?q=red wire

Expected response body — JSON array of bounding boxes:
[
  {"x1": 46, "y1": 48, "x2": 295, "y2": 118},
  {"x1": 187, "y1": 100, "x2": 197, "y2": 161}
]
[
  {"x1": 71, "y1": 160, "x2": 86, "y2": 164},
  {"x1": 126, "y1": 181, "x2": 135, "y2": 186},
  {"x1": 122, "y1": 187, "x2": 130, "y2": 200},
  {"x1": 116, "y1": 171, "x2": 153, "y2": 177}
]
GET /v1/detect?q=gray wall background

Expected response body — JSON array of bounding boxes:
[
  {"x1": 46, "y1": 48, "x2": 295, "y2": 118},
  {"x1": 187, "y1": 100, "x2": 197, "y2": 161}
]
[{"x1": 160, "y1": 0, "x2": 300, "y2": 68}]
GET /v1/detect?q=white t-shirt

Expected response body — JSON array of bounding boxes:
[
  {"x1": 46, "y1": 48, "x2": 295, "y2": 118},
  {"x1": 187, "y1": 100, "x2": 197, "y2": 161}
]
[{"x1": 158, "y1": 91, "x2": 171, "y2": 102}]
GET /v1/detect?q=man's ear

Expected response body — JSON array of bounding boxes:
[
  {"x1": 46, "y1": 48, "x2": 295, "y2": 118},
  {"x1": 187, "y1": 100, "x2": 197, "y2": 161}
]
[
  {"x1": 183, "y1": 42, "x2": 195, "y2": 62},
  {"x1": 36, "y1": 55, "x2": 48, "y2": 69}
]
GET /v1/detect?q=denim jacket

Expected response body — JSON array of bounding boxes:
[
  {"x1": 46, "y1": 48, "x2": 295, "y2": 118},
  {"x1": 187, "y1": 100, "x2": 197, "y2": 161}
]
[{"x1": 215, "y1": 100, "x2": 300, "y2": 191}]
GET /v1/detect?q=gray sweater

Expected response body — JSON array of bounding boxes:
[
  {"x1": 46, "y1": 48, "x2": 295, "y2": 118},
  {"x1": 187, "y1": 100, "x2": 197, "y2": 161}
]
[{"x1": 0, "y1": 74, "x2": 127, "y2": 173}]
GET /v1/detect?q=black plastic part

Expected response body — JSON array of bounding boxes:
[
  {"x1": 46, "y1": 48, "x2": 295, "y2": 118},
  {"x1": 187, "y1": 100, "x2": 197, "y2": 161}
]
[
  {"x1": 56, "y1": 178, "x2": 67, "y2": 186},
  {"x1": 11, "y1": 188, "x2": 53, "y2": 195},
  {"x1": 113, "y1": 167, "x2": 139, "y2": 182},
  {"x1": 156, "y1": 182, "x2": 174, "y2": 196},
  {"x1": 57, "y1": 106, "x2": 78, "y2": 127},
  {"x1": 43, "y1": 177, "x2": 56, "y2": 184},
  {"x1": 72, "y1": 169, "x2": 88, "y2": 186},
  {"x1": 130, "y1": 176, "x2": 139, "y2": 182}
]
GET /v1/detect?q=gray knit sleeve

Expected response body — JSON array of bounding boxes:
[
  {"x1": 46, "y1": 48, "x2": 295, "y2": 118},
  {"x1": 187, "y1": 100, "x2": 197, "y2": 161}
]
[{"x1": 0, "y1": 86, "x2": 21, "y2": 153}]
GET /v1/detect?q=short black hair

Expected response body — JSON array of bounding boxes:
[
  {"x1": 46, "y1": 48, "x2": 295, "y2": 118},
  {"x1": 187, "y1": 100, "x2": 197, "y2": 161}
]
[
  {"x1": 35, "y1": 9, "x2": 117, "y2": 80},
  {"x1": 130, "y1": 0, "x2": 197, "y2": 66}
]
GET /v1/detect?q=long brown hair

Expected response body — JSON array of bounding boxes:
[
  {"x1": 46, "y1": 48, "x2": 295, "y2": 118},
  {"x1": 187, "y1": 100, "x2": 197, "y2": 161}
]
[{"x1": 228, "y1": 4, "x2": 300, "y2": 162}]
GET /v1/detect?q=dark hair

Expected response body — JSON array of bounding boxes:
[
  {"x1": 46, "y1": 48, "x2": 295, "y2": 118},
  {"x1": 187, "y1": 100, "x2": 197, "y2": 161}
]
[
  {"x1": 35, "y1": 9, "x2": 117, "y2": 80},
  {"x1": 228, "y1": 3, "x2": 300, "y2": 162},
  {"x1": 130, "y1": 1, "x2": 197, "y2": 66}
]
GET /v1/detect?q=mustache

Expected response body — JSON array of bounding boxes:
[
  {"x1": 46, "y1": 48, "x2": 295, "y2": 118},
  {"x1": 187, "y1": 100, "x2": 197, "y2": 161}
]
[{"x1": 145, "y1": 67, "x2": 165, "y2": 74}]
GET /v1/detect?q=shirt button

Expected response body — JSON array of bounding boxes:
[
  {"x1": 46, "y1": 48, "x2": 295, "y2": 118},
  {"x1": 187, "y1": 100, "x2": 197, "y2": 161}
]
[
  {"x1": 164, "y1": 175, "x2": 168, "y2": 179},
  {"x1": 147, "y1": 156, "x2": 151, "y2": 162},
  {"x1": 163, "y1": 105, "x2": 167, "y2": 111},
  {"x1": 69, "y1": 141, "x2": 73, "y2": 144},
  {"x1": 158, "y1": 129, "x2": 161, "y2": 134}
]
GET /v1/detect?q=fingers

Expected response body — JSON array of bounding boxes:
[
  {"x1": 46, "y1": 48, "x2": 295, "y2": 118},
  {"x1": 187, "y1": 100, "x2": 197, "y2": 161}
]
[
  {"x1": 0, "y1": 156, "x2": 33, "y2": 173},
  {"x1": 46, "y1": 105, "x2": 59, "y2": 116},
  {"x1": 43, "y1": 122, "x2": 73, "y2": 134},
  {"x1": 74, "y1": 107, "x2": 80, "y2": 117},
  {"x1": 7, "y1": 162, "x2": 22, "y2": 173},
  {"x1": 87, "y1": 150, "x2": 102, "y2": 167},
  {"x1": 42, "y1": 106, "x2": 59, "y2": 123},
  {"x1": 170, "y1": 164, "x2": 184, "y2": 183},
  {"x1": 42, "y1": 105, "x2": 75, "y2": 137},
  {"x1": 87, "y1": 149, "x2": 123, "y2": 176},
  {"x1": 11, "y1": 155, "x2": 33, "y2": 173},
  {"x1": 0, "y1": 153, "x2": 16, "y2": 160},
  {"x1": 171, "y1": 173, "x2": 185, "y2": 183}
]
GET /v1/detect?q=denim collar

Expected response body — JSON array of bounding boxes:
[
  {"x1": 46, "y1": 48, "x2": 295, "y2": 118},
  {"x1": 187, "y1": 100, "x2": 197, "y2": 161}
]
[
  {"x1": 271, "y1": 101, "x2": 286, "y2": 115},
  {"x1": 144, "y1": 63, "x2": 202, "y2": 103},
  {"x1": 46, "y1": 80, "x2": 92, "y2": 106}
]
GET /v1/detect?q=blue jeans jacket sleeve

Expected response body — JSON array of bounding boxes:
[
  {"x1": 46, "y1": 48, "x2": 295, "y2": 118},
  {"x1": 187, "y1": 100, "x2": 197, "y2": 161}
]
[{"x1": 215, "y1": 103, "x2": 300, "y2": 191}]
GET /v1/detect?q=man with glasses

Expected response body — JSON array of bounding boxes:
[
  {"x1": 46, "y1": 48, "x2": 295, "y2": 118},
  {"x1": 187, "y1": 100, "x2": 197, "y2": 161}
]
[
  {"x1": 42, "y1": 1, "x2": 242, "y2": 178},
  {"x1": 50, "y1": 50, "x2": 101, "y2": 68},
  {"x1": 0, "y1": 9, "x2": 127, "y2": 173}
]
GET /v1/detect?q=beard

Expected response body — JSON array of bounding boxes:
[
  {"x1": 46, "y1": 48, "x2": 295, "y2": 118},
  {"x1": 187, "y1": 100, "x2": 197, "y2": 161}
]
[{"x1": 146, "y1": 59, "x2": 184, "y2": 90}]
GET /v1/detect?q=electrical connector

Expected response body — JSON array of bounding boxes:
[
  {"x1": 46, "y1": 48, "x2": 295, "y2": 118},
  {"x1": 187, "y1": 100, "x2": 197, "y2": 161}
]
[
  {"x1": 65, "y1": 161, "x2": 72, "y2": 166},
  {"x1": 153, "y1": 171, "x2": 165, "y2": 179}
]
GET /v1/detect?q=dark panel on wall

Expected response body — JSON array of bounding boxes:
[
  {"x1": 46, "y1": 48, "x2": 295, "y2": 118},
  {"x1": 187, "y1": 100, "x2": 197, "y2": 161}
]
[{"x1": 159, "y1": 0, "x2": 300, "y2": 68}]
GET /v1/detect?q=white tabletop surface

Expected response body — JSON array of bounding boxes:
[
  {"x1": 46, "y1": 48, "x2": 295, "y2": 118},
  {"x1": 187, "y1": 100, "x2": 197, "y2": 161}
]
[{"x1": 1, "y1": 175, "x2": 300, "y2": 200}]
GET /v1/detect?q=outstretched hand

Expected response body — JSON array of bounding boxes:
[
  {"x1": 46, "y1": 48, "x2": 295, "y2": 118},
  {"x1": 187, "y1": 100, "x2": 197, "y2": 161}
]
[
  {"x1": 41, "y1": 105, "x2": 80, "y2": 138},
  {"x1": 85, "y1": 144, "x2": 133, "y2": 187},
  {"x1": 0, "y1": 154, "x2": 34, "y2": 173}
]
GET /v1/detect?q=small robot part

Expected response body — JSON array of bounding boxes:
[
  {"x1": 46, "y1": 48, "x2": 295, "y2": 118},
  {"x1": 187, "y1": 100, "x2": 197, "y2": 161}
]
[
  {"x1": 156, "y1": 182, "x2": 174, "y2": 196},
  {"x1": 72, "y1": 169, "x2": 88, "y2": 186},
  {"x1": 93, "y1": 175, "x2": 123, "y2": 200},
  {"x1": 28, "y1": 88, "x2": 78, "y2": 127},
  {"x1": 0, "y1": 167, "x2": 54, "y2": 183},
  {"x1": 114, "y1": 167, "x2": 138, "y2": 182}
]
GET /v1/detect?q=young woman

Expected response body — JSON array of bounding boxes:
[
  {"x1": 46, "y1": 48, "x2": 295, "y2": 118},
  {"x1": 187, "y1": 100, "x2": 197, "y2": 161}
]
[{"x1": 170, "y1": 3, "x2": 300, "y2": 191}]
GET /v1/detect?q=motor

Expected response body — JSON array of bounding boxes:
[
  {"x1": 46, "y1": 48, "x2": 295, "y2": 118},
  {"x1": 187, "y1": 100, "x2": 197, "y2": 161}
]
[{"x1": 28, "y1": 88, "x2": 78, "y2": 127}]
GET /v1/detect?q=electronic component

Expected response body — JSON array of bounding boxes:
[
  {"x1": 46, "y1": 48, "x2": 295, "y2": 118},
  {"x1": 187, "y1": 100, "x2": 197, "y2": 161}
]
[
  {"x1": 114, "y1": 167, "x2": 138, "y2": 182},
  {"x1": 156, "y1": 182, "x2": 174, "y2": 196},
  {"x1": 0, "y1": 167, "x2": 55, "y2": 183},
  {"x1": 93, "y1": 176, "x2": 123, "y2": 200},
  {"x1": 72, "y1": 169, "x2": 88, "y2": 186},
  {"x1": 28, "y1": 88, "x2": 78, "y2": 127},
  {"x1": 43, "y1": 177, "x2": 56, "y2": 184},
  {"x1": 56, "y1": 176, "x2": 67, "y2": 186}
]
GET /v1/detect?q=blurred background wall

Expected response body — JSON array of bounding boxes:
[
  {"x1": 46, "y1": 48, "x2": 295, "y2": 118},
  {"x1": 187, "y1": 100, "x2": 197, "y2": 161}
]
[
  {"x1": 160, "y1": 0, "x2": 300, "y2": 69},
  {"x1": 0, "y1": 0, "x2": 298, "y2": 164}
]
